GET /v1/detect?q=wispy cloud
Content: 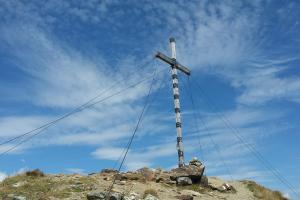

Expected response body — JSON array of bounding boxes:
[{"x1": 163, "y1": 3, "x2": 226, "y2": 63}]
[
  {"x1": 0, "y1": 22, "x2": 166, "y2": 155},
  {"x1": 0, "y1": 116, "x2": 53, "y2": 138},
  {"x1": 0, "y1": 0, "x2": 118, "y2": 26},
  {"x1": 237, "y1": 65, "x2": 300, "y2": 105},
  {"x1": 65, "y1": 168, "x2": 86, "y2": 175},
  {"x1": 157, "y1": 0, "x2": 300, "y2": 106},
  {"x1": 0, "y1": 24, "x2": 156, "y2": 108}
]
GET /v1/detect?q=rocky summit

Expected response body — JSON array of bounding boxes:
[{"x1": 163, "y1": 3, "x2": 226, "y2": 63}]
[{"x1": 0, "y1": 167, "x2": 287, "y2": 200}]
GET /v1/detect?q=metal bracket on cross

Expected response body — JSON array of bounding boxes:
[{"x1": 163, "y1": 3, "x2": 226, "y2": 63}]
[{"x1": 155, "y1": 52, "x2": 191, "y2": 76}]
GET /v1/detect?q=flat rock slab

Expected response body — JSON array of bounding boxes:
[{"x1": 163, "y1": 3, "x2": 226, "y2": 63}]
[{"x1": 171, "y1": 165, "x2": 205, "y2": 177}]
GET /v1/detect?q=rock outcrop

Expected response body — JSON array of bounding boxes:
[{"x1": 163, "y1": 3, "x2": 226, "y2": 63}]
[{"x1": 0, "y1": 165, "x2": 288, "y2": 200}]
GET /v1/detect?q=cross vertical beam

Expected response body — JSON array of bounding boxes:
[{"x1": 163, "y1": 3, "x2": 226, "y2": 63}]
[
  {"x1": 170, "y1": 38, "x2": 184, "y2": 168},
  {"x1": 155, "y1": 38, "x2": 191, "y2": 168}
]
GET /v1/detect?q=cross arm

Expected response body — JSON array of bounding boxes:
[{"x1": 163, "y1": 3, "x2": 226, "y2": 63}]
[{"x1": 155, "y1": 51, "x2": 191, "y2": 75}]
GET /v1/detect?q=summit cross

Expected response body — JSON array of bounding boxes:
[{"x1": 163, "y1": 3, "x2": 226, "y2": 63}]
[{"x1": 155, "y1": 38, "x2": 191, "y2": 168}]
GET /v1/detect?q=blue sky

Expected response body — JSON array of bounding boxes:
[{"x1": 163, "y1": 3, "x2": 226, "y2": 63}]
[{"x1": 0, "y1": 0, "x2": 300, "y2": 198}]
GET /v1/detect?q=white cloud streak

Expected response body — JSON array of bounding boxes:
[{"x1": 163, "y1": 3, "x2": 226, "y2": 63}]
[{"x1": 91, "y1": 139, "x2": 199, "y2": 170}]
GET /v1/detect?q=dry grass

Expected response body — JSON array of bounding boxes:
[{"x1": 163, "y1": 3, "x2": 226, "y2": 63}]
[
  {"x1": 244, "y1": 180, "x2": 288, "y2": 200},
  {"x1": 0, "y1": 173, "x2": 95, "y2": 200},
  {"x1": 178, "y1": 183, "x2": 209, "y2": 194},
  {"x1": 0, "y1": 174, "x2": 68, "y2": 199}
]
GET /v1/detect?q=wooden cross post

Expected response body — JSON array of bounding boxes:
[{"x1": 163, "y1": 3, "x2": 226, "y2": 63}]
[{"x1": 155, "y1": 38, "x2": 191, "y2": 168}]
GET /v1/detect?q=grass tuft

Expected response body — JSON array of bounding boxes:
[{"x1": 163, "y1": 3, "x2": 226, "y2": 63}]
[{"x1": 245, "y1": 180, "x2": 288, "y2": 200}]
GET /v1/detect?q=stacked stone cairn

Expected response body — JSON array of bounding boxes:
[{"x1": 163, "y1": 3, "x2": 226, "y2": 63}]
[{"x1": 170, "y1": 157, "x2": 206, "y2": 186}]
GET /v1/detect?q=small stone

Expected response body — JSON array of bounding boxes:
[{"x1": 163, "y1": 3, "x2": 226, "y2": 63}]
[
  {"x1": 130, "y1": 192, "x2": 139, "y2": 197},
  {"x1": 124, "y1": 192, "x2": 139, "y2": 200},
  {"x1": 12, "y1": 181, "x2": 26, "y2": 188},
  {"x1": 208, "y1": 178, "x2": 236, "y2": 193},
  {"x1": 119, "y1": 180, "x2": 126, "y2": 185},
  {"x1": 166, "y1": 180, "x2": 177, "y2": 185},
  {"x1": 87, "y1": 192, "x2": 106, "y2": 200},
  {"x1": 219, "y1": 183, "x2": 236, "y2": 193},
  {"x1": 110, "y1": 192, "x2": 123, "y2": 200},
  {"x1": 13, "y1": 196, "x2": 26, "y2": 200},
  {"x1": 123, "y1": 196, "x2": 133, "y2": 199},
  {"x1": 180, "y1": 190, "x2": 201, "y2": 197},
  {"x1": 144, "y1": 194, "x2": 159, "y2": 200},
  {"x1": 113, "y1": 180, "x2": 126, "y2": 186}
]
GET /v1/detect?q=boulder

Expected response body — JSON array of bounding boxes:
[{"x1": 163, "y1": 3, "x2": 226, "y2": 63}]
[
  {"x1": 101, "y1": 169, "x2": 118, "y2": 174},
  {"x1": 200, "y1": 175, "x2": 208, "y2": 187},
  {"x1": 137, "y1": 167, "x2": 155, "y2": 181},
  {"x1": 154, "y1": 171, "x2": 171, "y2": 183},
  {"x1": 171, "y1": 165, "x2": 205, "y2": 179},
  {"x1": 25, "y1": 169, "x2": 44, "y2": 177},
  {"x1": 170, "y1": 158, "x2": 205, "y2": 184},
  {"x1": 176, "y1": 177, "x2": 192, "y2": 186}
]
